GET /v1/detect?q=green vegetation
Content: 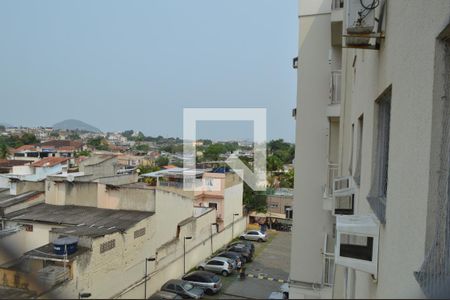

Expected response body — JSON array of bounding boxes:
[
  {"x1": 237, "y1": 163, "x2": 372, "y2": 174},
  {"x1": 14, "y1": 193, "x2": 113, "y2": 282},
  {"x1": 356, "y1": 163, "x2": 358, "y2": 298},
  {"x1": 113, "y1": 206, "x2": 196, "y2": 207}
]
[
  {"x1": 0, "y1": 144, "x2": 9, "y2": 159},
  {"x1": 0, "y1": 133, "x2": 40, "y2": 149},
  {"x1": 280, "y1": 168, "x2": 294, "y2": 188},
  {"x1": 155, "y1": 156, "x2": 169, "y2": 167},
  {"x1": 75, "y1": 150, "x2": 91, "y2": 158},
  {"x1": 87, "y1": 137, "x2": 110, "y2": 151},
  {"x1": 134, "y1": 143, "x2": 150, "y2": 152},
  {"x1": 68, "y1": 132, "x2": 81, "y2": 140}
]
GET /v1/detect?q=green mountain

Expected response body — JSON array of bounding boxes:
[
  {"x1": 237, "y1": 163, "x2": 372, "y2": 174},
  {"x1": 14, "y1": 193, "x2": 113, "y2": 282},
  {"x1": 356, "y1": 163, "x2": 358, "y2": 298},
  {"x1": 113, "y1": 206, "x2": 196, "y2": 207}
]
[{"x1": 52, "y1": 119, "x2": 101, "y2": 132}]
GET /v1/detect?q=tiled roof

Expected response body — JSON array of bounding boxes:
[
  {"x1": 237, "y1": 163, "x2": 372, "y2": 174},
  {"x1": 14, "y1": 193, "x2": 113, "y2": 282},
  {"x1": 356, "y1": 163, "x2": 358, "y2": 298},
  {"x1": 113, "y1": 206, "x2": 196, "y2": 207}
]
[
  {"x1": 14, "y1": 145, "x2": 37, "y2": 152},
  {"x1": 31, "y1": 157, "x2": 69, "y2": 167},
  {"x1": 0, "y1": 159, "x2": 33, "y2": 168}
]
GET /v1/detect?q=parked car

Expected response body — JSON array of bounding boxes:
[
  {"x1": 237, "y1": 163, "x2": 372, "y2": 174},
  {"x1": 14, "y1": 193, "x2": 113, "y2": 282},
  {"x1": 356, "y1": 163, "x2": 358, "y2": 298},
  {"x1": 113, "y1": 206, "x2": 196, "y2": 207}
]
[
  {"x1": 226, "y1": 244, "x2": 253, "y2": 262},
  {"x1": 197, "y1": 257, "x2": 235, "y2": 276},
  {"x1": 149, "y1": 290, "x2": 183, "y2": 299},
  {"x1": 240, "y1": 230, "x2": 268, "y2": 242},
  {"x1": 160, "y1": 279, "x2": 205, "y2": 299},
  {"x1": 182, "y1": 271, "x2": 222, "y2": 295},
  {"x1": 215, "y1": 251, "x2": 243, "y2": 269},
  {"x1": 229, "y1": 241, "x2": 255, "y2": 254}
]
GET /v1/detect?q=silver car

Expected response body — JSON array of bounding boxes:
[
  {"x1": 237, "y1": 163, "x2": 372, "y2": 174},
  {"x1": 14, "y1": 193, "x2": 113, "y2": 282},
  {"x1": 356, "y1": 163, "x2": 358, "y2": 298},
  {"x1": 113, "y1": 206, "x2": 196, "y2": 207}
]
[
  {"x1": 182, "y1": 271, "x2": 222, "y2": 295},
  {"x1": 197, "y1": 256, "x2": 235, "y2": 276},
  {"x1": 240, "y1": 230, "x2": 268, "y2": 242}
]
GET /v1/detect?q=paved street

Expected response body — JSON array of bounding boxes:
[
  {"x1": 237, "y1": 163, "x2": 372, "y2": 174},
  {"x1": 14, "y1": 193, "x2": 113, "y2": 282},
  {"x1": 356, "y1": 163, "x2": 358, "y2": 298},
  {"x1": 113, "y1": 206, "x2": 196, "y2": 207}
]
[{"x1": 206, "y1": 230, "x2": 291, "y2": 299}]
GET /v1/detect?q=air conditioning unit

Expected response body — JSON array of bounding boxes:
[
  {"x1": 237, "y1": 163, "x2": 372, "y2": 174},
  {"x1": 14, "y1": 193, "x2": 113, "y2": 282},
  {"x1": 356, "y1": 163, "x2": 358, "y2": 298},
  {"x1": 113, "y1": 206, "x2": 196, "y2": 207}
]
[
  {"x1": 346, "y1": 0, "x2": 378, "y2": 46},
  {"x1": 335, "y1": 214, "x2": 380, "y2": 278},
  {"x1": 333, "y1": 176, "x2": 355, "y2": 215}
]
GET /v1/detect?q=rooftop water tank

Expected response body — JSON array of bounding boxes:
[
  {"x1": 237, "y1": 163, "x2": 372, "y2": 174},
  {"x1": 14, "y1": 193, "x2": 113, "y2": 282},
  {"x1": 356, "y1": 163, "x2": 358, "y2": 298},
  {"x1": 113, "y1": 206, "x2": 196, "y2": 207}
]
[{"x1": 53, "y1": 236, "x2": 79, "y2": 255}]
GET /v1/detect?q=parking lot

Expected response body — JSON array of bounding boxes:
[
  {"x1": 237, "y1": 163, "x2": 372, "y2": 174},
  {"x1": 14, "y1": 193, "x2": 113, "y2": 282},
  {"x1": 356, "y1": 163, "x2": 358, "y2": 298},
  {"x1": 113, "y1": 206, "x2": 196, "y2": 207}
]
[{"x1": 205, "y1": 230, "x2": 291, "y2": 299}]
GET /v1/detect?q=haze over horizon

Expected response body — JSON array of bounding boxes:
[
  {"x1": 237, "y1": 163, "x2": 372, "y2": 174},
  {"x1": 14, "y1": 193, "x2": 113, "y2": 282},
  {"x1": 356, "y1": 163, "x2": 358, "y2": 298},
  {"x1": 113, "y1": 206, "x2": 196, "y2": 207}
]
[{"x1": 0, "y1": 0, "x2": 298, "y2": 142}]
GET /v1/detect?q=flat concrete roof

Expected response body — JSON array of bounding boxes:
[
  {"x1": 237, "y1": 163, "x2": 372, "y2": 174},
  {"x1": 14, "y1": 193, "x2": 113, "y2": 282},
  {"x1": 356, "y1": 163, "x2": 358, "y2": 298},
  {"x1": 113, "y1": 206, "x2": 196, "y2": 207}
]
[{"x1": 7, "y1": 203, "x2": 154, "y2": 237}]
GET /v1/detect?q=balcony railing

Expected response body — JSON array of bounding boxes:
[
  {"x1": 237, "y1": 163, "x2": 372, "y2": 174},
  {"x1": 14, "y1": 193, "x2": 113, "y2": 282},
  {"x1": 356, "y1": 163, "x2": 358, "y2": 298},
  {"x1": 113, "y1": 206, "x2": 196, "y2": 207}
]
[
  {"x1": 325, "y1": 163, "x2": 339, "y2": 197},
  {"x1": 331, "y1": 0, "x2": 344, "y2": 10},
  {"x1": 330, "y1": 70, "x2": 342, "y2": 105},
  {"x1": 323, "y1": 253, "x2": 335, "y2": 286}
]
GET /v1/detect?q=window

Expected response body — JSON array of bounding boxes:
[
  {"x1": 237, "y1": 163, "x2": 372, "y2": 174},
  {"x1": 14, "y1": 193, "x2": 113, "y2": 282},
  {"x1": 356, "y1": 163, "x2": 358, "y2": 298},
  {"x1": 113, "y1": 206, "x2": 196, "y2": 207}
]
[
  {"x1": 269, "y1": 203, "x2": 279, "y2": 208},
  {"x1": 349, "y1": 124, "x2": 354, "y2": 174},
  {"x1": 340, "y1": 234, "x2": 373, "y2": 261},
  {"x1": 208, "y1": 203, "x2": 218, "y2": 210},
  {"x1": 100, "y1": 239, "x2": 116, "y2": 254},
  {"x1": 24, "y1": 224, "x2": 33, "y2": 232},
  {"x1": 248, "y1": 231, "x2": 258, "y2": 235},
  {"x1": 285, "y1": 206, "x2": 293, "y2": 219},
  {"x1": 134, "y1": 228, "x2": 145, "y2": 239},
  {"x1": 354, "y1": 115, "x2": 364, "y2": 185},
  {"x1": 166, "y1": 284, "x2": 175, "y2": 291},
  {"x1": 367, "y1": 86, "x2": 392, "y2": 224}
]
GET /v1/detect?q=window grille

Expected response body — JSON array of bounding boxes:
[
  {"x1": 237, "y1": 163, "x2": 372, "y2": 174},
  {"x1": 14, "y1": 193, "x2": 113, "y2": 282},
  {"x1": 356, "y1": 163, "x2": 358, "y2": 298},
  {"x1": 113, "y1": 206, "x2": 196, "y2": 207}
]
[
  {"x1": 134, "y1": 228, "x2": 146, "y2": 239},
  {"x1": 367, "y1": 87, "x2": 391, "y2": 224},
  {"x1": 100, "y1": 239, "x2": 116, "y2": 254},
  {"x1": 414, "y1": 36, "x2": 450, "y2": 298}
]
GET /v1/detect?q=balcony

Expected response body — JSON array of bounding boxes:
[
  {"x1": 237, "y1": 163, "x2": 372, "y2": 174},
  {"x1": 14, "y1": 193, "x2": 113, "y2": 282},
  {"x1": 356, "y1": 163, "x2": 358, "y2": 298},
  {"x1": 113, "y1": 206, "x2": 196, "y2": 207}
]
[
  {"x1": 322, "y1": 233, "x2": 335, "y2": 287},
  {"x1": 322, "y1": 163, "x2": 339, "y2": 211},
  {"x1": 327, "y1": 71, "x2": 341, "y2": 117}
]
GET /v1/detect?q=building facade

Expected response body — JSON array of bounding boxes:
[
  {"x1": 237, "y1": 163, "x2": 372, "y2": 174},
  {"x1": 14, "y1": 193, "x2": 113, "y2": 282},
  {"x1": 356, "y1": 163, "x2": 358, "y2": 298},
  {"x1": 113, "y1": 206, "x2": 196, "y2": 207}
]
[{"x1": 290, "y1": 0, "x2": 450, "y2": 298}]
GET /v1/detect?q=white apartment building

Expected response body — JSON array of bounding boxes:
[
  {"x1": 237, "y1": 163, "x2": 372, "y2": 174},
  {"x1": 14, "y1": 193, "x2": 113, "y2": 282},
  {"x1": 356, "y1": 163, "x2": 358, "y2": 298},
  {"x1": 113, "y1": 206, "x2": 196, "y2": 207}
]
[{"x1": 290, "y1": 0, "x2": 450, "y2": 298}]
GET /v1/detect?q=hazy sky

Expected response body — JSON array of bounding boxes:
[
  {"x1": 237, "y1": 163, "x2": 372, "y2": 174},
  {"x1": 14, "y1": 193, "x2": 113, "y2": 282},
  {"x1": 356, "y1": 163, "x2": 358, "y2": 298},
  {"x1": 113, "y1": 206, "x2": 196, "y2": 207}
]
[{"x1": 0, "y1": 0, "x2": 298, "y2": 142}]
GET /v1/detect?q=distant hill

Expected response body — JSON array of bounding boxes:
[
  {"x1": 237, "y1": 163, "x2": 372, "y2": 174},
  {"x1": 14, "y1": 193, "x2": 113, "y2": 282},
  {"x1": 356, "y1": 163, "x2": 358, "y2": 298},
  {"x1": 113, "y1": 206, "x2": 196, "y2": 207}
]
[
  {"x1": 0, "y1": 122, "x2": 12, "y2": 127},
  {"x1": 53, "y1": 119, "x2": 101, "y2": 132}
]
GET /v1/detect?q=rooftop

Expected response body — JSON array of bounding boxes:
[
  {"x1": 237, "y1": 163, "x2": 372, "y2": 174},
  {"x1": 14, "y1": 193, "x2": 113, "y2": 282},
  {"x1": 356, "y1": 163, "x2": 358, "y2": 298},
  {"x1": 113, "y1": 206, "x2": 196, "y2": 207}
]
[
  {"x1": 25, "y1": 243, "x2": 90, "y2": 261},
  {"x1": 0, "y1": 159, "x2": 33, "y2": 169},
  {"x1": 31, "y1": 157, "x2": 69, "y2": 168},
  {"x1": 7, "y1": 203, "x2": 154, "y2": 237}
]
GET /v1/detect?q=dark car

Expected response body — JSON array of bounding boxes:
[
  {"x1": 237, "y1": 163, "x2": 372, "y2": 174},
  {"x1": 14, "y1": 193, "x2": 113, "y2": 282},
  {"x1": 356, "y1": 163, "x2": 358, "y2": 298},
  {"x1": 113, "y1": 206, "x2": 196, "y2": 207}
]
[
  {"x1": 215, "y1": 251, "x2": 244, "y2": 268},
  {"x1": 160, "y1": 279, "x2": 205, "y2": 299},
  {"x1": 227, "y1": 244, "x2": 253, "y2": 262},
  {"x1": 182, "y1": 271, "x2": 222, "y2": 295},
  {"x1": 149, "y1": 291, "x2": 183, "y2": 299},
  {"x1": 229, "y1": 241, "x2": 255, "y2": 255}
]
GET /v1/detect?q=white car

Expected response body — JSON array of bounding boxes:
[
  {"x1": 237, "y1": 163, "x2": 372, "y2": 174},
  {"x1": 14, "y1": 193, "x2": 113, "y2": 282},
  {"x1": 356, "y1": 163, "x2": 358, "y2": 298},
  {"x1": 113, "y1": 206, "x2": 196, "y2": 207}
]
[{"x1": 239, "y1": 230, "x2": 268, "y2": 242}]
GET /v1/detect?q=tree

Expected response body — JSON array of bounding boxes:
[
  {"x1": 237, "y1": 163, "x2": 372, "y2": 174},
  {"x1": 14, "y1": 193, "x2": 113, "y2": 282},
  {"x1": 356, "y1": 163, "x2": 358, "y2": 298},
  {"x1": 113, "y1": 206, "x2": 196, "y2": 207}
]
[
  {"x1": 280, "y1": 168, "x2": 294, "y2": 188},
  {"x1": 155, "y1": 156, "x2": 169, "y2": 167},
  {"x1": 134, "y1": 144, "x2": 150, "y2": 152},
  {"x1": 0, "y1": 144, "x2": 9, "y2": 159},
  {"x1": 20, "y1": 133, "x2": 39, "y2": 145},
  {"x1": 87, "y1": 137, "x2": 110, "y2": 151},
  {"x1": 267, "y1": 155, "x2": 283, "y2": 172},
  {"x1": 243, "y1": 184, "x2": 268, "y2": 213},
  {"x1": 203, "y1": 143, "x2": 228, "y2": 161},
  {"x1": 68, "y1": 132, "x2": 81, "y2": 140},
  {"x1": 50, "y1": 131, "x2": 59, "y2": 138}
]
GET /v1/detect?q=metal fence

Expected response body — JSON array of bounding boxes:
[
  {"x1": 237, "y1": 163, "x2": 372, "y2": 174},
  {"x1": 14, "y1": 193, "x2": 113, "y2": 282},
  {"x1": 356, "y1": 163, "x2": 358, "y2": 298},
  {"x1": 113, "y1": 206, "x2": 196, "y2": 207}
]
[
  {"x1": 326, "y1": 163, "x2": 339, "y2": 197},
  {"x1": 323, "y1": 253, "x2": 335, "y2": 287}
]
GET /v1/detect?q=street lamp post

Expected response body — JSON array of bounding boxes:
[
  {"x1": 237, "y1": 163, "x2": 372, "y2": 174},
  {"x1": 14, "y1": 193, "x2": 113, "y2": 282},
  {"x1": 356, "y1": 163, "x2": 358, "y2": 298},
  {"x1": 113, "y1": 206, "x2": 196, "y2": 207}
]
[
  {"x1": 210, "y1": 223, "x2": 218, "y2": 253},
  {"x1": 144, "y1": 257, "x2": 156, "y2": 299},
  {"x1": 184, "y1": 236, "x2": 192, "y2": 274},
  {"x1": 232, "y1": 213, "x2": 239, "y2": 239}
]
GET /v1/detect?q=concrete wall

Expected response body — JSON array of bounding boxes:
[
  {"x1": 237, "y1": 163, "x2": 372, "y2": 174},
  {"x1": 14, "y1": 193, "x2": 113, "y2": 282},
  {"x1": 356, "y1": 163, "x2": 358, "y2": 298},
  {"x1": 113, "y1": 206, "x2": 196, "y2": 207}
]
[
  {"x1": 290, "y1": 1, "x2": 335, "y2": 297},
  {"x1": 10, "y1": 181, "x2": 44, "y2": 196},
  {"x1": 340, "y1": 1, "x2": 450, "y2": 298},
  {"x1": 42, "y1": 205, "x2": 247, "y2": 299},
  {"x1": 267, "y1": 195, "x2": 293, "y2": 215}
]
